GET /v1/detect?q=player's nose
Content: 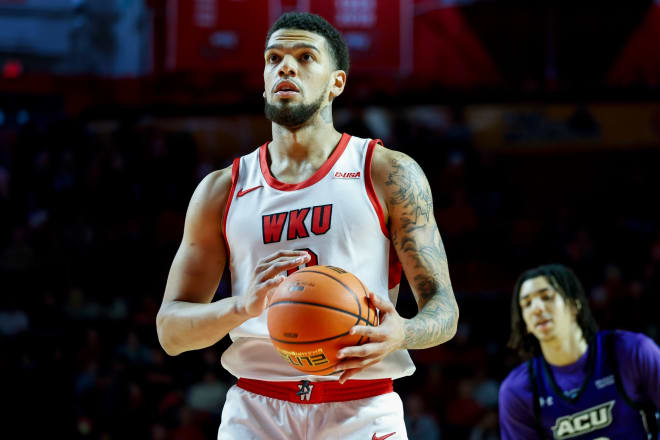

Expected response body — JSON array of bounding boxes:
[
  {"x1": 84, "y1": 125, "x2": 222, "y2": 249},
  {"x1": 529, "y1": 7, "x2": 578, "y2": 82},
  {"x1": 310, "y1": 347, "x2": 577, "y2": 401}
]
[
  {"x1": 279, "y1": 54, "x2": 297, "y2": 77},
  {"x1": 529, "y1": 297, "x2": 545, "y2": 314}
]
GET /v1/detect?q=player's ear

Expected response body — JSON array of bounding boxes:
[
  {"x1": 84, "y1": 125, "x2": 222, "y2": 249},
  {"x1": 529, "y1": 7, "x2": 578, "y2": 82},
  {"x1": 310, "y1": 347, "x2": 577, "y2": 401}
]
[{"x1": 329, "y1": 70, "x2": 346, "y2": 101}]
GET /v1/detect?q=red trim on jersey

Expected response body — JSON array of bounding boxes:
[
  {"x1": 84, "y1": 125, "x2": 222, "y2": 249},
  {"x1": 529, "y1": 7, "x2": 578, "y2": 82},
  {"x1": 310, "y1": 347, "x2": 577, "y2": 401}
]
[
  {"x1": 236, "y1": 378, "x2": 392, "y2": 404},
  {"x1": 365, "y1": 139, "x2": 400, "y2": 289},
  {"x1": 365, "y1": 139, "x2": 389, "y2": 238},
  {"x1": 259, "y1": 133, "x2": 351, "y2": 191},
  {"x1": 388, "y1": 241, "x2": 402, "y2": 289},
  {"x1": 222, "y1": 157, "x2": 240, "y2": 263}
]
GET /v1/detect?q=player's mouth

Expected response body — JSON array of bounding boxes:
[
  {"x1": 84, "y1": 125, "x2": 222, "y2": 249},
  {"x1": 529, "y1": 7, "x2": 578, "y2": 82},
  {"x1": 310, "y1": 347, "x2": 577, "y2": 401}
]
[
  {"x1": 535, "y1": 318, "x2": 553, "y2": 331},
  {"x1": 273, "y1": 80, "x2": 301, "y2": 97}
]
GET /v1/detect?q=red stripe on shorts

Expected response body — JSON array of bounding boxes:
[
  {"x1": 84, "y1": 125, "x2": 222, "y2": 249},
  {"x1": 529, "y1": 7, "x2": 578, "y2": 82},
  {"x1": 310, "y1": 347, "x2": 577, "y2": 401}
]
[{"x1": 236, "y1": 378, "x2": 393, "y2": 404}]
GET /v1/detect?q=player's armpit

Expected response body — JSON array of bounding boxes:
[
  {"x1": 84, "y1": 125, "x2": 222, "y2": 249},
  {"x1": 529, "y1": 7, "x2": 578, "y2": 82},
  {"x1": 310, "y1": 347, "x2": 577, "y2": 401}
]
[{"x1": 372, "y1": 147, "x2": 459, "y2": 349}]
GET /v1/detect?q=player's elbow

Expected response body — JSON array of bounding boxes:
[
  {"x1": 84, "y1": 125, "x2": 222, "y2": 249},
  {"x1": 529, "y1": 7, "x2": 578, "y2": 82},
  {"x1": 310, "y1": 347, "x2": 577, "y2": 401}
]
[
  {"x1": 156, "y1": 308, "x2": 183, "y2": 356},
  {"x1": 444, "y1": 304, "x2": 460, "y2": 342}
]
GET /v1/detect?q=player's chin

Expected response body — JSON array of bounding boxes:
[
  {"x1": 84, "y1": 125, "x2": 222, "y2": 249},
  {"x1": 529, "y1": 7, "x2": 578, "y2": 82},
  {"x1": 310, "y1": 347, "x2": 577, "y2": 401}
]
[{"x1": 534, "y1": 330, "x2": 555, "y2": 342}]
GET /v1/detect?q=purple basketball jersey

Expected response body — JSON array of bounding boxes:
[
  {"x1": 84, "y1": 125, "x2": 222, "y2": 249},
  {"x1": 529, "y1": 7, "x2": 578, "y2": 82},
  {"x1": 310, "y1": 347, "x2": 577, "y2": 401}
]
[{"x1": 530, "y1": 331, "x2": 658, "y2": 439}]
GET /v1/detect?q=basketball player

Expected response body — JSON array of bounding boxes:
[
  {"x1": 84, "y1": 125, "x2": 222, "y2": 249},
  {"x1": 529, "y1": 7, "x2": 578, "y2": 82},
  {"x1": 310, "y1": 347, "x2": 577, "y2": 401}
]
[
  {"x1": 156, "y1": 12, "x2": 459, "y2": 440},
  {"x1": 499, "y1": 264, "x2": 660, "y2": 439}
]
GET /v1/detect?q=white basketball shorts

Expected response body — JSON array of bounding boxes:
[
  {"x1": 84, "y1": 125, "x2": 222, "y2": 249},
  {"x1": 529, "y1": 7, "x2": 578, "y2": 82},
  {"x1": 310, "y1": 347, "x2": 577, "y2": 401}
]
[{"x1": 218, "y1": 378, "x2": 408, "y2": 440}]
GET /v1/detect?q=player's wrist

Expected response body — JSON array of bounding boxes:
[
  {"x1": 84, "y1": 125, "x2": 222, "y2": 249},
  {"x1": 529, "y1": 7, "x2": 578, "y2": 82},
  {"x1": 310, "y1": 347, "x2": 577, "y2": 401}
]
[
  {"x1": 232, "y1": 296, "x2": 253, "y2": 320},
  {"x1": 399, "y1": 317, "x2": 412, "y2": 350}
]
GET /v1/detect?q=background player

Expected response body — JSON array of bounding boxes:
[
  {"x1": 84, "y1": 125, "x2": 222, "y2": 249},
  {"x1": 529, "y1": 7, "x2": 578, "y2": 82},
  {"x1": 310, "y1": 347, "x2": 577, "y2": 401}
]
[
  {"x1": 499, "y1": 263, "x2": 660, "y2": 439},
  {"x1": 156, "y1": 12, "x2": 459, "y2": 439}
]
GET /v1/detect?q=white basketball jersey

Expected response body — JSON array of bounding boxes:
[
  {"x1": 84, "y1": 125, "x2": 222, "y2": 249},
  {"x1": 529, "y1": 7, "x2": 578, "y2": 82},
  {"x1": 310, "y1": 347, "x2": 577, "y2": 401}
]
[{"x1": 221, "y1": 133, "x2": 416, "y2": 381}]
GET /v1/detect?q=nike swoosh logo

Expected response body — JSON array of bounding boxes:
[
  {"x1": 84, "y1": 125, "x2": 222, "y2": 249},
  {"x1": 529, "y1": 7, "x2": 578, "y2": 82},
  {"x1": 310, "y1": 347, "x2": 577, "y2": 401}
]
[
  {"x1": 237, "y1": 185, "x2": 263, "y2": 197},
  {"x1": 372, "y1": 433, "x2": 396, "y2": 440}
]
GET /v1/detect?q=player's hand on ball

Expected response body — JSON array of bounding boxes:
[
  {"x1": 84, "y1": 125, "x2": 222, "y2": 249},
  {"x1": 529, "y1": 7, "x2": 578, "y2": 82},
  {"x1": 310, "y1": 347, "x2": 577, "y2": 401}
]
[
  {"x1": 334, "y1": 292, "x2": 406, "y2": 383},
  {"x1": 238, "y1": 250, "x2": 310, "y2": 318}
]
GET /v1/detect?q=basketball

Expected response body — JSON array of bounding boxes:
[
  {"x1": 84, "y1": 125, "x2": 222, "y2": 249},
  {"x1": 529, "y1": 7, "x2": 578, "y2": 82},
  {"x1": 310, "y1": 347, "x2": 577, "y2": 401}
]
[{"x1": 267, "y1": 265, "x2": 379, "y2": 375}]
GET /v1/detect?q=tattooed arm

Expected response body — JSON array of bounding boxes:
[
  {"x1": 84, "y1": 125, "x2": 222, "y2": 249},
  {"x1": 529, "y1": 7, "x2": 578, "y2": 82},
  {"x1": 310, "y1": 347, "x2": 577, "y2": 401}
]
[
  {"x1": 334, "y1": 145, "x2": 458, "y2": 381},
  {"x1": 377, "y1": 147, "x2": 458, "y2": 347}
]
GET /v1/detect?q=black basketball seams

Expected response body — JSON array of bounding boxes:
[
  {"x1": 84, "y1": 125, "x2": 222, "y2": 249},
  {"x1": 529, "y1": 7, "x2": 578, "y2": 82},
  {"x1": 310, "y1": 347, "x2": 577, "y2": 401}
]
[
  {"x1": 355, "y1": 276, "x2": 375, "y2": 326},
  {"x1": 295, "y1": 268, "x2": 362, "y2": 324},
  {"x1": 268, "y1": 300, "x2": 372, "y2": 344},
  {"x1": 269, "y1": 300, "x2": 373, "y2": 325},
  {"x1": 270, "y1": 329, "x2": 351, "y2": 345}
]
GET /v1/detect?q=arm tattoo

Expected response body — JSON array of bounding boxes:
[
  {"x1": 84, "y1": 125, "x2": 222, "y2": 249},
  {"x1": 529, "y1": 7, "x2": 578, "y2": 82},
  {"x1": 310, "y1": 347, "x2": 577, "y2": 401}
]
[
  {"x1": 386, "y1": 153, "x2": 458, "y2": 349},
  {"x1": 385, "y1": 157, "x2": 433, "y2": 224}
]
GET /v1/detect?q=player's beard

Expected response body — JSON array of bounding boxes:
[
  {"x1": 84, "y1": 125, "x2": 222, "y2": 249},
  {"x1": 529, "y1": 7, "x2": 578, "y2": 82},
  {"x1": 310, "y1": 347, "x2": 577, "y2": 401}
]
[{"x1": 264, "y1": 89, "x2": 326, "y2": 127}]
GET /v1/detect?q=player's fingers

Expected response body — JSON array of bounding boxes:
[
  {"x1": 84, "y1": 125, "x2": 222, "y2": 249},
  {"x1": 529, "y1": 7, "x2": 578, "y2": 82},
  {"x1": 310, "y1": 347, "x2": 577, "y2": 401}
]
[
  {"x1": 334, "y1": 356, "x2": 378, "y2": 371},
  {"x1": 257, "y1": 255, "x2": 309, "y2": 280},
  {"x1": 255, "y1": 275, "x2": 286, "y2": 300},
  {"x1": 258, "y1": 274, "x2": 285, "y2": 289},
  {"x1": 258, "y1": 249, "x2": 310, "y2": 266},
  {"x1": 367, "y1": 292, "x2": 395, "y2": 313},
  {"x1": 257, "y1": 254, "x2": 306, "y2": 270},
  {"x1": 254, "y1": 257, "x2": 293, "y2": 275},
  {"x1": 348, "y1": 325, "x2": 385, "y2": 340},
  {"x1": 336, "y1": 341, "x2": 381, "y2": 359},
  {"x1": 260, "y1": 249, "x2": 309, "y2": 263},
  {"x1": 255, "y1": 255, "x2": 298, "y2": 274},
  {"x1": 338, "y1": 367, "x2": 363, "y2": 384},
  {"x1": 336, "y1": 357, "x2": 381, "y2": 383}
]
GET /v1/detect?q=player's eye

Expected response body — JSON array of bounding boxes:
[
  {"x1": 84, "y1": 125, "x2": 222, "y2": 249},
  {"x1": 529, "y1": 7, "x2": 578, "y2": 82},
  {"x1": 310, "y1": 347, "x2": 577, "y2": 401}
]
[
  {"x1": 300, "y1": 53, "x2": 313, "y2": 62},
  {"x1": 268, "y1": 54, "x2": 280, "y2": 63}
]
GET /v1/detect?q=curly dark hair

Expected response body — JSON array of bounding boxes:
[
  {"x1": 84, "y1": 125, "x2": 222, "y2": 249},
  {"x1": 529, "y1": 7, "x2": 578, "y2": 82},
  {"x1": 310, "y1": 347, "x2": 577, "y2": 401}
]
[
  {"x1": 266, "y1": 12, "x2": 350, "y2": 74},
  {"x1": 508, "y1": 264, "x2": 599, "y2": 358}
]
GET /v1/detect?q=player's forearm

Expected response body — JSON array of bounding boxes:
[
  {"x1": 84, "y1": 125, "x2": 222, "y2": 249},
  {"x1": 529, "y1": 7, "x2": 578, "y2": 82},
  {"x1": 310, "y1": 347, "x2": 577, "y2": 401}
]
[
  {"x1": 403, "y1": 287, "x2": 459, "y2": 349},
  {"x1": 395, "y1": 227, "x2": 460, "y2": 349},
  {"x1": 396, "y1": 223, "x2": 459, "y2": 348},
  {"x1": 156, "y1": 297, "x2": 248, "y2": 356}
]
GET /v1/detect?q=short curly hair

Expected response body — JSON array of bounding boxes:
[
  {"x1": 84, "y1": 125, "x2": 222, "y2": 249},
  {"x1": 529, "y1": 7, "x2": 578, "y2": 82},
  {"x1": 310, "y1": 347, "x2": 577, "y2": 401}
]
[{"x1": 266, "y1": 12, "x2": 350, "y2": 74}]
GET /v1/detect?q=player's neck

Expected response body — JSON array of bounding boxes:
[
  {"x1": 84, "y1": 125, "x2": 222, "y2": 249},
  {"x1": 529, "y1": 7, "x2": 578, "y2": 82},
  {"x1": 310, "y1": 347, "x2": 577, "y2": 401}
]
[
  {"x1": 266, "y1": 124, "x2": 342, "y2": 184},
  {"x1": 269, "y1": 111, "x2": 342, "y2": 163},
  {"x1": 539, "y1": 324, "x2": 588, "y2": 366}
]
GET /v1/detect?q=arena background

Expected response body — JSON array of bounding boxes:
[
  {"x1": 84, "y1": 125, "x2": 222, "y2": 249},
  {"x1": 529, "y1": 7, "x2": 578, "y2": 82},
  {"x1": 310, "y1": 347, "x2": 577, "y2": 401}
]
[{"x1": 1, "y1": 1, "x2": 660, "y2": 438}]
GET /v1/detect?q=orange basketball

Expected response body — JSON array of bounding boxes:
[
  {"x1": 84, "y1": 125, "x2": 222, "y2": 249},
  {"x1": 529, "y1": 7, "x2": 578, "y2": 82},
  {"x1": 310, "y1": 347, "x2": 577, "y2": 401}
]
[{"x1": 267, "y1": 265, "x2": 379, "y2": 375}]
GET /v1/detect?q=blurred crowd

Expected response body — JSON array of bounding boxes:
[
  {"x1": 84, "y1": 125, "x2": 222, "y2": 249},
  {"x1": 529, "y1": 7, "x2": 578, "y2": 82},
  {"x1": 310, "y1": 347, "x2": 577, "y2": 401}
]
[{"x1": 1, "y1": 105, "x2": 659, "y2": 439}]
